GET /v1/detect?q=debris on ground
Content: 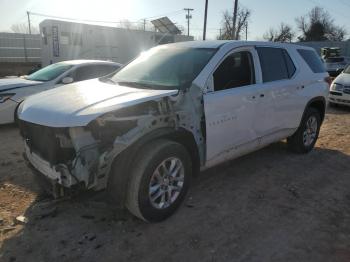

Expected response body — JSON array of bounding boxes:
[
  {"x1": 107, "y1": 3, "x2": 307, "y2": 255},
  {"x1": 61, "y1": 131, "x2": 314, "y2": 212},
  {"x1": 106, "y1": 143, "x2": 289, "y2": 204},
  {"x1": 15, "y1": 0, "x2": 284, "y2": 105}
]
[{"x1": 15, "y1": 215, "x2": 28, "y2": 224}]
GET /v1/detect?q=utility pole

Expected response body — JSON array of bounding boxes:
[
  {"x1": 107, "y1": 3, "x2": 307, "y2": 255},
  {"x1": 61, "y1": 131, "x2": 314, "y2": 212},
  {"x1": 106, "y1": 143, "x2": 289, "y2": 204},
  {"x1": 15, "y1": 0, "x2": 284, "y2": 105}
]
[
  {"x1": 203, "y1": 0, "x2": 208, "y2": 40},
  {"x1": 245, "y1": 21, "x2": 248, "y2": 40},
  {"x1": 27, "y1": 11, "x2": 31, "y2": 34},
  {"x1": 232, "y1": 0, "x2": 238, "y2": 39},
  {"x1": 184, "y1": 8, "x2": 194, "y2": 36}
]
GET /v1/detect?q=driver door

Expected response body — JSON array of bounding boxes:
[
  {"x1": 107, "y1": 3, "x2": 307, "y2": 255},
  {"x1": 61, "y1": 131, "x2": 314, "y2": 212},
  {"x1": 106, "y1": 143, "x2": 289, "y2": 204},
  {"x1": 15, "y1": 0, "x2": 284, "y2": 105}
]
[{"x1": 203, "y1": 47, "x2": 262, "y2": 167}]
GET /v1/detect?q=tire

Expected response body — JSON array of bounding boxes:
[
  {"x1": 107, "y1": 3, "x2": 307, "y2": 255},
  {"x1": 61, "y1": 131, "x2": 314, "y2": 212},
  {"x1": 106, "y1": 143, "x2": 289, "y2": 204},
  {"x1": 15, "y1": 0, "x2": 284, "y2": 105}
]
[
  {"x1": 125, "y1": 139, "x2": 192, "y2": 222},
  {"x1": 287, "y1": 107, "x2": 321, "y2": 154}
]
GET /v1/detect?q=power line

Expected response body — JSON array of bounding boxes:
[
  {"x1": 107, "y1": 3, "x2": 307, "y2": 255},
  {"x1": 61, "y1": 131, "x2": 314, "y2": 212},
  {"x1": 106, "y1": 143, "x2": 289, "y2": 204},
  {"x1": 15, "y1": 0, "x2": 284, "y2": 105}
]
[
  {"x1": 142, "y1": 9, "x2": 184, "y2": 20},
  {"x1": 28, "y1": 10, "x2": 185, "y2": 26},
  {"x1": 305, "y1": 0, "x2": 349, "y2": 20},
  {"x1": 337, "y1": 0, "x2": 350, "y2": 8},
  {"x1": 28, "y1": 11, "x2": 141, "y2": 24}
]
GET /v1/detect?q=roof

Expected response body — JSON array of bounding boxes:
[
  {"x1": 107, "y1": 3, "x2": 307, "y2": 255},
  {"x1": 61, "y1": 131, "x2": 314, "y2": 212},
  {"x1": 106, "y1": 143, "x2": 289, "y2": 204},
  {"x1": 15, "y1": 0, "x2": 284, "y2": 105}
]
[
  {"x1": 57, "y1": 60, "x2": 121, "y2": 66},
  {"x1": 161, "y1": 40, "x2": 314, "y2": 51}
]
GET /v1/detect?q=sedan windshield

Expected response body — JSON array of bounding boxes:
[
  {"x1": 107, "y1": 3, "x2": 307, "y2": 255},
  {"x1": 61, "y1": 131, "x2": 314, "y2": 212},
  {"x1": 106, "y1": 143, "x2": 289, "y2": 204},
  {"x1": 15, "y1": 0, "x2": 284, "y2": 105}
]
[
  {"x1": 343, "y1": 65, "x2": 350, "y2": 74},
  {"x1": 26, "y1": 63, "x2": 73, "y2": 82},
  {"x1": 111, "y1": 47, "x2": 216, "y2": 90}
]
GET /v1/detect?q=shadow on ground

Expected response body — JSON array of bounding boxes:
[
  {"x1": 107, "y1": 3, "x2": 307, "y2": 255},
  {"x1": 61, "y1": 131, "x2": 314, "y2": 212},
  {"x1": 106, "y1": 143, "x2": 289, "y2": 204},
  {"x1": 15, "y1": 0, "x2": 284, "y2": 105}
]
[
  {"x1": 327, "y1": 104, "x2": 350, "y2": 115},
  {"x1": 1, "y1": 142, "x2": 350, "y2": 262}
]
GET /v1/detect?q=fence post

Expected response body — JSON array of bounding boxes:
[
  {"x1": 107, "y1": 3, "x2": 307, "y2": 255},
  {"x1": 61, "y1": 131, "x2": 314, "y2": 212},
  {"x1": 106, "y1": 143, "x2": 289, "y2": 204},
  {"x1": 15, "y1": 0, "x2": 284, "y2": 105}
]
[{"x1": 23, "y1": 34, "x2": 28, "y2": 62}]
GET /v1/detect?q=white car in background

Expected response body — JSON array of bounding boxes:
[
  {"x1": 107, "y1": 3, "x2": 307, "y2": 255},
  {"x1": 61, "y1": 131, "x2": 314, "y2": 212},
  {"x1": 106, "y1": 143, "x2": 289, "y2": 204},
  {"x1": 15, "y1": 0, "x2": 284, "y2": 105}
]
[
  {"x1": 0, "y1": 60, "x2": 121, "y2": 124},
  {"x1": 323, "y1": 56, "x2": 348, "y2": 77},
  {"x1": 329, "y1": 64, "x2": 350, "y2": 106}
]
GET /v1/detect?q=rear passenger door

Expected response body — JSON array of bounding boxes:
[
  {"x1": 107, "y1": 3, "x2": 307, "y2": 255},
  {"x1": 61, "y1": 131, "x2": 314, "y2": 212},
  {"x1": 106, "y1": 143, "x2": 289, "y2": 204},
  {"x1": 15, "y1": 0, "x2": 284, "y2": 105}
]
[{"x1": 254, "y1": 47, "x2": 299, "y2": 141}]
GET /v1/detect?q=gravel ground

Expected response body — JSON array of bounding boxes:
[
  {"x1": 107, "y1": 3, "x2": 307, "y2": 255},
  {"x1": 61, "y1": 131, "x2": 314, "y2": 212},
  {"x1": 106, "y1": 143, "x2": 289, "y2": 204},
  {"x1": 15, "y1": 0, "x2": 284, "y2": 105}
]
[{"x1": 0, "y1": 106, "x2": 349, "y2": 262}]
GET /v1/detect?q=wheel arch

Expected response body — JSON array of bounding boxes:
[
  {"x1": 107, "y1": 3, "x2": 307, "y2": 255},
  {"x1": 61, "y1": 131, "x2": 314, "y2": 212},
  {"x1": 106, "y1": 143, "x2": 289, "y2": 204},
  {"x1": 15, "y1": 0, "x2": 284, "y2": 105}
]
[
  {"x1": 13, "y1": 100, "x2": 24, "y2": 124},
  {"x1": 107, "y1": 127, "x2": 200, "y2": 207},
  {"x1": 303, "y1": 96, "x2": 326, "y2": 123}
]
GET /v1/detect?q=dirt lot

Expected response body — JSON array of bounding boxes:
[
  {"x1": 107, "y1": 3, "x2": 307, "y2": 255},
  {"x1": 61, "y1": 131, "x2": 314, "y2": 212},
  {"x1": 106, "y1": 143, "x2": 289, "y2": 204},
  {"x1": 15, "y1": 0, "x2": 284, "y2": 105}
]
[{"x1": 0, "y1": 106, "x2": 349, "y2": 262}]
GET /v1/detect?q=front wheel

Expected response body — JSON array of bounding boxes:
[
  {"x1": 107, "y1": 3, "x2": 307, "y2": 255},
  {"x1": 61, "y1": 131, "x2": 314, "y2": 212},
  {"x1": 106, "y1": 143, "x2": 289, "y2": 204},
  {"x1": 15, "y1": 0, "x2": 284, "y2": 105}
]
[
  {"x1": 287, "y1": 107, "x2": 321, "y2": 154},
  {"x1": 126, "y1": 139, "x2": 192, "y2": 222}
]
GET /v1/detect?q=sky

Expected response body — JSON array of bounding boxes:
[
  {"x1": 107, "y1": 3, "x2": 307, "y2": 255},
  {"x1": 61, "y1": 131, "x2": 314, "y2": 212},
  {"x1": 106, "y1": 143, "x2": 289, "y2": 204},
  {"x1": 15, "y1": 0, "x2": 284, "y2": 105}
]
[{"x1": 0, "y1": 0, "x2": 350, "y2": 40}]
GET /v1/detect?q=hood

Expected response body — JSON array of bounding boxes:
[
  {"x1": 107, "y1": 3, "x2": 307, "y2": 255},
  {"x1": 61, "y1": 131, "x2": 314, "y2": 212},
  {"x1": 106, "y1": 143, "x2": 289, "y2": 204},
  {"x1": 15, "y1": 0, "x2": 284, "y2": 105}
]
[
  {"x1": 334, "y1": 73, "x2": 350, "y2": 85},
  {"x1": 19, "y1": 79, "x2": 178, "y2": 127},
  {"x1": 0, "y1": 77, "x2": 43, "y2": 92}
]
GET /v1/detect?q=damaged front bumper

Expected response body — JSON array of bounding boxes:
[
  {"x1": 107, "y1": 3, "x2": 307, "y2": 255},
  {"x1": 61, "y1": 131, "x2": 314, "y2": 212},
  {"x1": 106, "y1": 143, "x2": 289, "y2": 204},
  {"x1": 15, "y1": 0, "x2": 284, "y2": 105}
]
[
  {"x1": 20, "y1": 120, "x2": 113, "y2": 196},
  {"x1": 23, "y1": 149, "x2": 83, "y2": 198},
  {"x1": 24, "y1": 142, "x2": 75, "y2": 186}
]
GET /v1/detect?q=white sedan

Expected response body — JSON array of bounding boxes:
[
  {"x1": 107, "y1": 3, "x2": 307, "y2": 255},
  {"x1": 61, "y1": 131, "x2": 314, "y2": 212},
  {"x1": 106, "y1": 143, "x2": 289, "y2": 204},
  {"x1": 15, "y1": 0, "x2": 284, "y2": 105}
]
[
  {"x1": 0, "y1": 60, "x2": 121, "y2": 124},
  {"x1": 329, "y1": 64, "x2": 350, "y2": 107}
]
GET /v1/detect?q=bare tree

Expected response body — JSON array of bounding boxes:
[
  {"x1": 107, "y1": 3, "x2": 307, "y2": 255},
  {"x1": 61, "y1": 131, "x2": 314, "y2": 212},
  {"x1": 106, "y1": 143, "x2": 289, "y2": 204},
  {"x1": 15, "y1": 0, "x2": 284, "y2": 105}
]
[
  {"x1": 263, "y1": 23, "x2": 295, "y2": 42},
  {"x1": 296, "y1": 6, "x2": 346, "y2": 41},
  {"x1": 218, "y1": 6, "x2": 251, "y2": 40},
  {"x1": 11, "y1": 23, "x2": 39, "y2": 34}
]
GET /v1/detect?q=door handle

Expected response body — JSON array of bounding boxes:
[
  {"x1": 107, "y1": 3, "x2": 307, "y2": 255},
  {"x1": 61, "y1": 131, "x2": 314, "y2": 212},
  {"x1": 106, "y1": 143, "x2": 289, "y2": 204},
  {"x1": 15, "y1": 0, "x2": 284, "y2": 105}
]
[{"x1": 260, "y1": 94, "x2": 265, "y2": 97}]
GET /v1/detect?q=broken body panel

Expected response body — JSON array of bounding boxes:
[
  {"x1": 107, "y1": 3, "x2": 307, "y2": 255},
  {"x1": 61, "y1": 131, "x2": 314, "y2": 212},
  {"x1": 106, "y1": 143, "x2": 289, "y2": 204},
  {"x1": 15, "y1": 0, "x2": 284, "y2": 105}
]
[
  {"x1": 18, "y1": 40, "x2": 328, "y2": 198},
  {"x1": 19, "y1": 79, "x2": 206, "y2": 195}
]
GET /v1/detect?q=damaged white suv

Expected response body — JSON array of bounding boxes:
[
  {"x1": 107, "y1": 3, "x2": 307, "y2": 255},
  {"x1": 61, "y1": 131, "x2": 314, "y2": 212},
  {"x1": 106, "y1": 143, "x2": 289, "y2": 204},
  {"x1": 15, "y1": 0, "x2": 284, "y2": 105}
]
[{"x1": 18, "y1": 41, "x2": 329, "y2": 222}]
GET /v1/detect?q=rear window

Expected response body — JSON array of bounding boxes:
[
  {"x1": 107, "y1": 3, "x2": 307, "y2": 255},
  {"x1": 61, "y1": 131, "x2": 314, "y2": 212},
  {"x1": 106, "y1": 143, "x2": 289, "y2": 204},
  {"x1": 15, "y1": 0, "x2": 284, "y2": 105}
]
[
  {"x1": 256, "y1": 47, "x2": 296, "y2": 83},
  {"x1": 283, "y1": 50, "x2": 296, "y2": 78},
  {"x1": 297, "y1": 49, "x2": 326, "y2": 73}
]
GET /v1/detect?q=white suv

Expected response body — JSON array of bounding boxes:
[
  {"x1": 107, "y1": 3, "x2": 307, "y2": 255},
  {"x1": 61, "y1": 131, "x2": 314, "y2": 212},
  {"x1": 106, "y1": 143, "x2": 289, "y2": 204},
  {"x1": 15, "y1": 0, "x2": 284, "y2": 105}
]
[{"x1": 18, "y1": 41, "x2": 329, "y2": 222}]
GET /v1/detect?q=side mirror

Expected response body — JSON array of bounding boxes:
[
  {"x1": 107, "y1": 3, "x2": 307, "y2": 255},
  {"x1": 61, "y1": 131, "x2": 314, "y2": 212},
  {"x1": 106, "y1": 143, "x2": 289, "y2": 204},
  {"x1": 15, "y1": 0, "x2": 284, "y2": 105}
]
[{"x1": 61, "y1": 77, "x2": 74, "y2": 84}]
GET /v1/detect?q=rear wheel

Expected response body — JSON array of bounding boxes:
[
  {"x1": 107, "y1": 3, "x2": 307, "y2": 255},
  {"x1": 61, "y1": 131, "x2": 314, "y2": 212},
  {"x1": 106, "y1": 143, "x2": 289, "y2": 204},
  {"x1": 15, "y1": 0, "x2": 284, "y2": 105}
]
[
  {"x1": 125, "y1": 139, "x2": 192, "y2": 222},
  {"x1": 287, "y1": 107, "x2": 321, "y2": 154}
]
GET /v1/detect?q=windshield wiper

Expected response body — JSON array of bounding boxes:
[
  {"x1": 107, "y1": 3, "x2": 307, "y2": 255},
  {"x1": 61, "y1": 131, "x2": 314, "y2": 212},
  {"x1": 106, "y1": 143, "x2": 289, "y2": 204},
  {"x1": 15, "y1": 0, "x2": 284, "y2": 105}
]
[
  {"x1": 100, "y1": 77, "x2": 117, "y2": 84},
  {"x1": 116, "y1": 81, "x2": 155, "y2": 89}
]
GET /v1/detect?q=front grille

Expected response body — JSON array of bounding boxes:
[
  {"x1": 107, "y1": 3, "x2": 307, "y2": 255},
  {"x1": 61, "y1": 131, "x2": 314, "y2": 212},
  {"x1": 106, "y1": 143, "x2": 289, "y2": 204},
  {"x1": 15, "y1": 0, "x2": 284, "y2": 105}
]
[
  {"x1": 19, "y1": 120, "x2": 75, "y2": 165},
  {"x1": 330, "y1": 91, "x2": 342, "y2": 96},
  {"x1": 332, "y1": 98, "x2": 350, "y2": 104},
  {"x1": 343, "y1": 88, "x2": 350, "y2": 94}
]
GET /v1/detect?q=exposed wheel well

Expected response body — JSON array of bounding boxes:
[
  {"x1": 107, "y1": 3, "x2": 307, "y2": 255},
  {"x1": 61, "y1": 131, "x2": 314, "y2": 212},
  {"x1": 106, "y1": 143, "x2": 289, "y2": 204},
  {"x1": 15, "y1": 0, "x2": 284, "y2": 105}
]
[
  {"x1": 307, "y1": 98, "x2": 326, "y2": 122},
  {"x1": 107, "y1": 128, "x2": 201, "y2": 207},
  {"x1": 160, "y1": 130, "x2": 201, "y2": 176}
]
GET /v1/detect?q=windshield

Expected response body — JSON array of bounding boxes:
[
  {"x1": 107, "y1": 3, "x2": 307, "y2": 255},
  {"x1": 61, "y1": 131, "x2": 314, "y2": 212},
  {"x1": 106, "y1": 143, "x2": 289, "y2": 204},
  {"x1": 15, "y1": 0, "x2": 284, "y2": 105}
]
[
  {"x1": 111, "y1": 47, "x2": 217, "y2": 90},
  {"x1": 26, "y1": 63, "x2": 73, "y2": 82},
  {"x1": 343, "y1": 65, "x2": 350, "y2": 74}
]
